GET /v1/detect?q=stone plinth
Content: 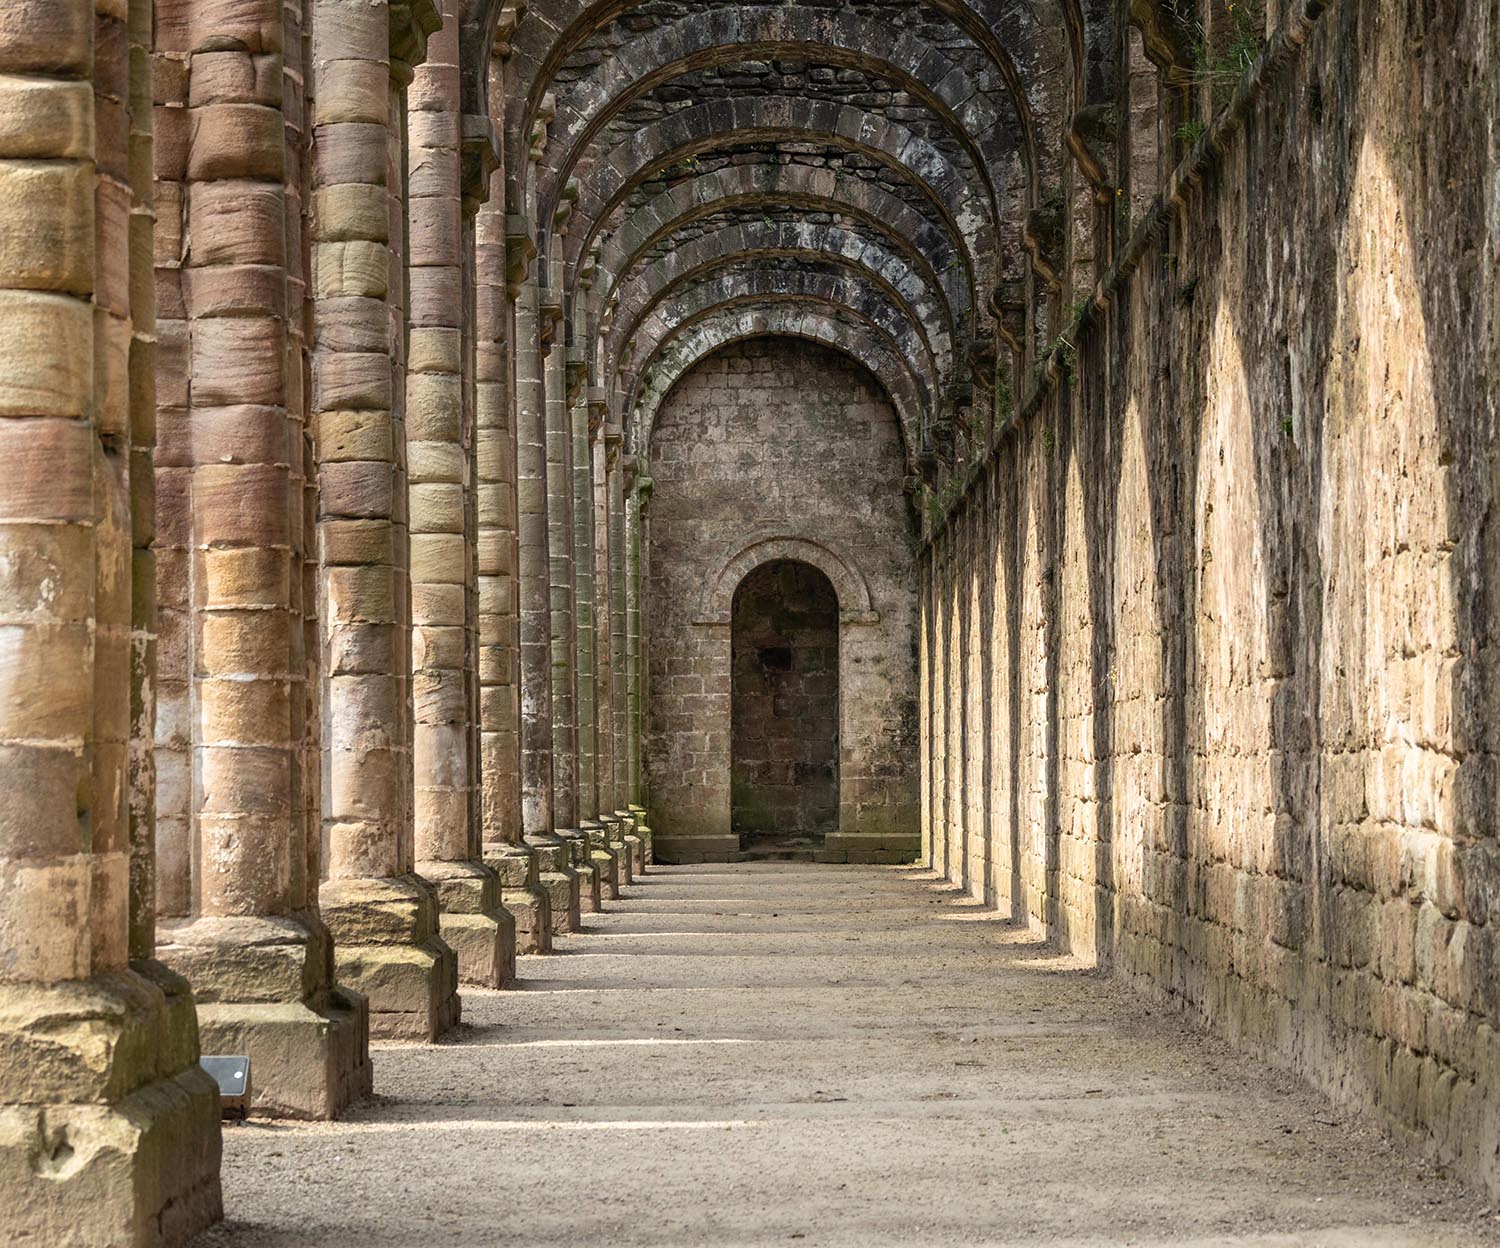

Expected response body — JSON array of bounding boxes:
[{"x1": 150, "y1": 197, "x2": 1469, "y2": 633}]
[
  {"x1": 623, "y1": 809, "x2": 650, "y2": 873},
  {"x1": 599, "y1": 814, "x2": 633, "y2": 887},
  {"x1": 582, "y1": 821, "x2": 621, "y2": 902},
  {"x1": 484, "y1": 843, "x2": 554, "y2": 954},
  {"x1": 158, "y1": 915, "x2": 370, "y2": 1120},
  {"x1": 321, "y1": 878, "x2": 460, "y2": 1042},
  {"x1": 418, "y1": 860, "x2": 517, "y2": 989},
  {"x1": 0, "y1": 970, "x2": 223, "y2": 1246},
  {"x1": 525, "y1": 834, "x2": 584, "y2": 934}
]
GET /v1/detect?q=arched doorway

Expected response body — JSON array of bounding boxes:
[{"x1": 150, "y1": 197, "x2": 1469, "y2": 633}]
[{"x1": 731, "y1": 560, "x2": 840, "y2": 854}]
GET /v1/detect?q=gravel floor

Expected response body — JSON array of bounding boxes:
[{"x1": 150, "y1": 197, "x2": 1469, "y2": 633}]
[{"x1": 191, "y1": 863, "x2": 1500, "y2": 1247}]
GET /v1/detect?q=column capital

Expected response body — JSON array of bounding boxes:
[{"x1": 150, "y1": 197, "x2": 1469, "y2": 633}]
[
  {"x1": 390, "y1": 0, "x2": 443, "y2": 86},
  {"x1": 505, "y1": 214, "x2": 537, "y2": 299},
  {"x1": 566, "y1": 347, "x2": 589, "y2": 405},
  {"x1": 461, "y1": 114, "x2": 500, "y2": 219}
]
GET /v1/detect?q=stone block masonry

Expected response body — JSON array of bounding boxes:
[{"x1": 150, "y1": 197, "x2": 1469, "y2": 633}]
[
  {"x1": 920, "y1": 0, "x2": 1500, "y2": 1201},
  {"x1": 0, "y1": 0, "x2": 1496, "y2": 1238},
  {"x1": 644, "y1": 338, "x2": 921, "y2": 865}
]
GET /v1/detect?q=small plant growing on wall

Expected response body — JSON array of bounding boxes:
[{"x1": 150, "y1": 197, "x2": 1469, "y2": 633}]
[
  {"x1": 1168, "y1": 0, "x2": 1266, "y2": 112},
  {"x1": 1176, "y1": 119, "x2": 1207, "y2": 145}
]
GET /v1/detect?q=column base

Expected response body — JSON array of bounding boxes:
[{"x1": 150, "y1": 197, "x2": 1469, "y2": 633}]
[
  {"x1": 525, "y1": 834, "x2": 584, "y2": 933},
  {"x1": 320, "y1": 876, "x2": 460, "y2": 1042},
  {"x1": 599, "y1": 815, "x2": 634, "y2": 886},
  {"x1": 417, "y1": 859, "x2": 517, "y2": 988},
  {"x1": 157, "y1": 913, "x2": 372, "y2": 1120},
  {"x1": 557, "y1": 829, "x2": 604, "y2": 914},
  {"x1": 0, "y1": 970, "x2": 223, "y2": 1247},
  {"x1": 483, "y1": 842, "x2": 553, "y2": 954},
  {"x1": 584, "y1": 820, "x2": 622, "y2": 900},
  {"x1": 626, "y1": 807, "x2": 653, "y2": 869}
]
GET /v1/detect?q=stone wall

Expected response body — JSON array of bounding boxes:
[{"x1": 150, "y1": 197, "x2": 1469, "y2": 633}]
[
  {"x1": 645, "y1": 337, "x2": 920, "y2": 863},
  {"x1": 921, "y1": 0, "x2": 1500, "y2": 1197}
]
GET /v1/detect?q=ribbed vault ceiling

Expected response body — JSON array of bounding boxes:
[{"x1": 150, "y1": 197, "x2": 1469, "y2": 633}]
[{"x1": 462, "y1": 0, "x2": 1121, "y2": 469}]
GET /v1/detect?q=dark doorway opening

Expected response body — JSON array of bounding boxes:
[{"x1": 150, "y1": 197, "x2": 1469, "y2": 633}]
[{"x1": 731, "y1": 560, "x2": 839, "y2": 856}]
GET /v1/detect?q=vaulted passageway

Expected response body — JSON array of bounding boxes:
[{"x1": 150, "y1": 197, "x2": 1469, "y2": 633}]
[
  {"x1": 2, "y1": 0, "x2": 1497, "y2": 1240},
  {"x1": 191, "y1": 863, "x2": 1493, "y2": 1247}
]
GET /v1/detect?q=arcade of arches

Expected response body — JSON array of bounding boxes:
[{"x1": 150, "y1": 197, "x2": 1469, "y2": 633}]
[{"x1": 0, "y1": 0, "x2": 1497, "y2": 1243}]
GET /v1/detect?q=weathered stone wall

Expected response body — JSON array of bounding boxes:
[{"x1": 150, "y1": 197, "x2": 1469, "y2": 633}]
[
  {"x1": 922, "y1": 1, "x2": 1500, "y2": 1197},
  {"x1": 645, "y1": 337, "x2": 919, "y2": 863}
]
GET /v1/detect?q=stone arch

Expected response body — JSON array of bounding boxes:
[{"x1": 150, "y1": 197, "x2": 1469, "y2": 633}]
[
  {"x1": 604, "y1": 243, "x2": 952, "y2": 394},
  {"x1": 571, "y1": 161, "x2": 976, "y2": 324},
  {"x1": 626, "y1": 300, "x2": 928, "y2": 460},
  {"x1": 697, "y1": 533, "x2": 878, "y2": 628},
  {"x1": 483, "y1": 0, "x2": 1078, "y2": 212},
  {"x1": 616, "y1": 268, "x2": 940, "y2": 407},
  {"x1": 529, "y1": 8, "x2": 1012, "y2": 231},
  {"x1": 563, "y1": 99, "x2": 997, "y2": 288}
]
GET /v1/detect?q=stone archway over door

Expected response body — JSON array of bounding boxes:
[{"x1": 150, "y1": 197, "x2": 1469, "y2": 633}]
[{"x1": 731, "y1": 561, "x2": 841, "y2": 852}]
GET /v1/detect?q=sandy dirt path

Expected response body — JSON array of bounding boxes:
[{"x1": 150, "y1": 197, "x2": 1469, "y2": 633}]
[{"x1": 192, "y1": 863, "x2": 1499, "y2": 1247}]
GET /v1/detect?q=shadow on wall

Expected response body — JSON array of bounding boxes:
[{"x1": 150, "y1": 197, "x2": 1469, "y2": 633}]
[{"x1": 928, "y1": 0, "x2": 1499, "y2": 1198}]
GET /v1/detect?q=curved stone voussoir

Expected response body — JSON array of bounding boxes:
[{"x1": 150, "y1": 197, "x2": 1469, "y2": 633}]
[
  {"x1": 575, "y1": 164, "x2": 976, "y2": 335},
  {"x1": 614, "y1": 267, "x2": 940, "y2": 440},
  {"x1": 626, "y1": 302, "x2": 926, "y2": 464},
  {"x1": 495, "y1": 0, "x2": 1078, "y2": 207},
  {"x1": 529, "y1": 7, "x2": 1015, "y2": 225},
  {"x1": 601, "y1": 220, "x2": 957, "y2": 385},
  {"x1": 562, "y1": 97, "x2": 998, "y2": 290}
]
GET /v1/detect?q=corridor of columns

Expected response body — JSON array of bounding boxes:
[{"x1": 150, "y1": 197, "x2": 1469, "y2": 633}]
[{"x1": 1, "y1": 0, "x2": 1498, "y2": 1243}]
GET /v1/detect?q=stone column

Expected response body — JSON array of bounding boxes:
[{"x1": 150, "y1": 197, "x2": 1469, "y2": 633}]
[
  {"x1": 532, "y1": 253, "x2": 590, "y2": 926},
  {"x1": 572, "y1": 384, "x2": 598, "y2": 822},
  {"x1": 626, "y1": 462, "x2": 654, "y2": 864},
  {"x1": 607, "y1": 432, "x2": 645, "y2": 873},
  {"x1": 127, "y1": 0, "x2": 160, "y2": 971},
  {"x1": 0, "y1": 2, "x2": 222, "y2": 1236},
  {"x1": 514, "y1": 259, "x2": 552, "y2": 835},
  {"x1": 593, "y1": 408, "x2": 631, "y2": 886},
  {"x1": 151, "y1": 0, "x2": 370, "y2": 1120},
  {"x1": 406, "y1": 0, "x2": 511, "y2": 988},
  {"x1": 543, "y1": 274, "x2": 578, "y2": 831},
  {"x1": 591, "y1": 409, "x2": 614, "y2": 810},
  {"x1": 574, "y1": 375, "x2": 620, "y2": 899},
  {"x1": 310, "y1": 0, "x2": 459, "y2": 1042},
  {"x1": 512, "y1": 218, "x2": 577, "y2": 934},
  {"x1": 473, "y1": 93, "x2": 549, "y2": 953}
]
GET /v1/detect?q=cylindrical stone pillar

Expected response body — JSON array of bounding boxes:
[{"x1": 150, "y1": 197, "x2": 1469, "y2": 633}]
[
  {"x1": 573, "y1": 391, "x2": 598, "y2": 822},
  {"x1": 514, "y1": 241, "x2": 578, "y2": 934},
  {"x1": 509, "y1": 182, "x2": 581, "y2": 935},
  {"x1": 542, "y1": 302, "x2": 599, "y2": 917},
  {"x1": 626, "y1": 464, "x2": 654, "y2": 864},
  {"x1": 515, "y1": 260, "x2": 554, "y2": 838},
  {"x1": 310, "y1": 0, "x2": 459, "y2": 1042},
  {"x1": 573, "y1": 384, "x2": 619, "y2": 901},
  {"x1": 607, "y1": 437, "x2": 644, "y2": 873},
  {"x1": 475, "y1": 86, "x2": 550, "y2": 951},
  {"x1": 0, "y1": 2, "x2": 222, "y2": 1236},
  {"x1": 406, "y1": 0, "x2": 512, "y2": 988},
  {"x1": 592, "y1": 416, "x2": 631, "y2": 886},
  {"x1": 544, "y1": 298, "x2": 579, "y2": 831},
  {"x1": 151, "y1": 0, "x2": 371, "y2": 1120}
]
